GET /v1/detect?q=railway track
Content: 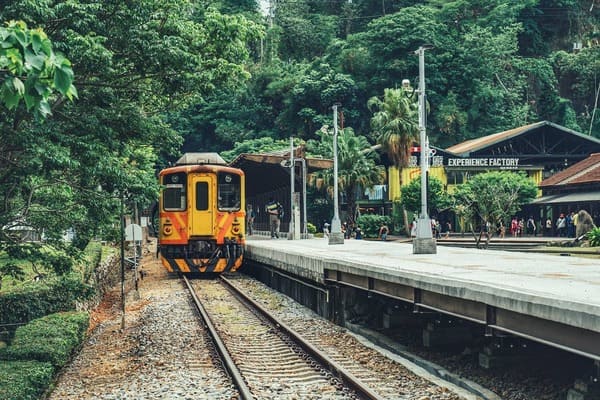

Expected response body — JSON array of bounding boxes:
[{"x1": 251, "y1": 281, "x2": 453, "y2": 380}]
[{"x1": 182, "y1": 275, "x2": 384, "y2": 400}]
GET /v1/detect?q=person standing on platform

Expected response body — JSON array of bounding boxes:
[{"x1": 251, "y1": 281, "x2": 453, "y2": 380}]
[
  {"x1": 379, "y1": 223, "x2": 389, "y2": 241},
  {"x1": 323, "y1": 221, "x2": 330, "y2": 238},
  {"x1": 526, "y1": 216, "x2": 536, "y2": 236},
  {"x1": 265, "y1": 198, "x2": 282, "y2": 239},
  {"x1": 545, "y1": 217, "x2": 552, "y2": 236},
  {"x1": 246, "y1": 204, "x2": 256, "y2": 236},
  {"x1": 567, "y1": 212, "x2": 575, "y2": 238},
  {"x1": 510, "y1": 217, "x2": 519, "y2": 237},
  {"x1": 556, "y1": 213, "x2": 567, "y2": 237},
  {"x1": 355, "y1": 226, "x2": 362, "y2": 239},
  {"x1": 444, "y1": 221, "x2": 452, "y2": 239}
]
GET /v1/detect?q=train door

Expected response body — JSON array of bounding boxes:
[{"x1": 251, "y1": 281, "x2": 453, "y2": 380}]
[{"x1": 190, "y1": 174, "x2": 214, "y2": 236}]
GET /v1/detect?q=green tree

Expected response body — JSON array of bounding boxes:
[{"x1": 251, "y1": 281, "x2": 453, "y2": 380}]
[
  {"x1": 368, "y1": 87, "x2": 419, "y2": 167},
  {"x1": 452, "y1": 171, "x2": 537, "y2": 244},
  {"x1": 0, "y1": 2, "x2": 262, "y2": 279},
  {"x1": 308, "y1": 126, "x2": 385, "y2": 225},
  {"x1": 400, "y1": 176, "x2": 451, "y2": 217}
]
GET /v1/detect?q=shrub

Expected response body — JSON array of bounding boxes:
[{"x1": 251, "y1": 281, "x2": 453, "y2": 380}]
[
  {"x1": 356, "y1": 214, "x2": 391, "y2": 238},
  {"x1": 307, "y1": 222, "x2": 317, "y2": 234},
  {"x1": 1, "y1": 311, "x2": 89, "y2": 368},
  {"x1": 0, "y1": 360, "x2": 54, "y2": 400},
  {"x1": 587, "y1": 227, "x2": 600, "y2": 247},
  {"x1": 0, "y1": 275, "x2": 93, "y2": 327}
]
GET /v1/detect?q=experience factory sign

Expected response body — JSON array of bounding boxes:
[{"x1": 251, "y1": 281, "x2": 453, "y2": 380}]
[{"x1": 446, "y1": 157, "x2": 520, "y2": 169}]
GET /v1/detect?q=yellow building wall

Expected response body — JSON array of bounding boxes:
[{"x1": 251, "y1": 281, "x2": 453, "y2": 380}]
[
  {"x1": 388, "y1": 166, "x2": 542, "y2": 199},
  {"x1": 388, "y1": 166, "x2": 447, "y2": 200}
]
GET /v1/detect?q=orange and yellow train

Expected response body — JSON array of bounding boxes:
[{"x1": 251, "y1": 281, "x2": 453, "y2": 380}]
[{"x1": 158, "y1": 153, "x2": 245, "y2": 274}]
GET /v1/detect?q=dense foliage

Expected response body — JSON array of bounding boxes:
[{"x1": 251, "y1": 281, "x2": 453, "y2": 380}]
[
  {"x1": 0, "y1": 275, "x2": 93, "y2": 326},
  {"x1": 400, "y1": 176, "x2": 452, "y2": 216},
  {"x1": 1, "y1": 311, "x2": 89, "y2": 367},
  {"x1": 0, "y1": 360, "x2": 54, "y2": 400},
  {"x1": 356, "y1": 214, "x2": 392, "y2": 238},
  {"x1": 189, "y1": 0, "x2": 598, "y2": 152},
  {"x1": 587, "y1": 227, "x2": 600, "y2": 247},
  {"x1": 0, "y1": 311, "x2": 88, "y2": 400},
  {"x1": 0, "y1": 1, "x2": 262, "y2": 280}
]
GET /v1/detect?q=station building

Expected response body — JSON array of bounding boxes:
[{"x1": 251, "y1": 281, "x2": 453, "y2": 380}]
[
  {"x1": 375, "y1": 121, "x2": 600, "y2": 228},
  {"x1": 228, "y1": 121, "x2": 600, "y2": 234},
  {"x1": 533, "y1": 152, "x2": 600, "y2": 226}
]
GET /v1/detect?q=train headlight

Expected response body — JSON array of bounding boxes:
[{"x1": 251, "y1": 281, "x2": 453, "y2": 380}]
[
  {"x1": 163, "y1": 218, "x2": 173, "y2": 236},
  {"x1": 231, "y1": 218, "x2": 241, "y2": 234}
]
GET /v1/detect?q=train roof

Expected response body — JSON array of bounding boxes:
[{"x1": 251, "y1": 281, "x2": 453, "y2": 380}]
[{"x1": 176, "y1": 153, "x2": 227, "y2": 165}]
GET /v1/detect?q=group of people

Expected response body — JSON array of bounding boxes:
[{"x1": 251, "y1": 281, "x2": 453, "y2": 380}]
[
  {"x1": 507, "y1": 216, "x2": 537, "y2": 237},
  {"x1": 245, "y1": 198, "x2": 284, "y2": 239},
  {"x1": 248, "y1": 201, "x2": 589, "y2": 241},
  {"x1": 409, "y1": 218, "x2": 452, "y2": 239},
  {"x1": 553, "y1": 211, "x2": 579, "y2": 238},
  {"x1": 324, "y1": 221, "x2": 363, "y2": 240},
  {"x1": 502, "y1": 212, "x2": 581, "y2": 238}
]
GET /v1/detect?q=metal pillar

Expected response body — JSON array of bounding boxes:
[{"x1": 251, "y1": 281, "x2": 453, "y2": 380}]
[
  {"x1": 413, "y1": 45, "x2": 436, "y2": 254},
  {"x1": 329, "y1": 103, "x2": 344, "y2": 245}
]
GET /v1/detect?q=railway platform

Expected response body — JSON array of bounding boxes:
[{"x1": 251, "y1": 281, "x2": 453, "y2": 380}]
[{"x1": 244, "y1": 236, "x2": 600, "y2": 362}]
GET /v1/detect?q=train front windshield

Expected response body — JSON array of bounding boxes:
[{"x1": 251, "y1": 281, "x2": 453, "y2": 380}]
[{"x1": 217, "y1": 172, "x2": 241, "y2": 211}]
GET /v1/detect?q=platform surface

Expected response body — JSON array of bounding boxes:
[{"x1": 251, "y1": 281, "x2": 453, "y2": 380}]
[{"x1": 245, "y1": 237, "x2": 600, "y2": 335}]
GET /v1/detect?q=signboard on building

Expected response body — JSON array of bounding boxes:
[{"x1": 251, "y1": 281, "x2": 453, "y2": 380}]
[
  {"x1": 447, "y1": 157, "x2": 520, "y2": 169},
  {"x1": 407, "y1": 156, "x2": 521, "y2": 169}
]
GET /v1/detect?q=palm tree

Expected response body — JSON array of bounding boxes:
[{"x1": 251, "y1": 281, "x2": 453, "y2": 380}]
[
  {"x1": 310, "y1": 127, "x2": 385, "y2": 225},
  {"x1": 368, "y1": 88, "x2": 419, "y2": 168}
]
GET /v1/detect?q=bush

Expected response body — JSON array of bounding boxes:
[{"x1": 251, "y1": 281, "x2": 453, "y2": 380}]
[
  {"x1": 356, "y1": 214, "x2": 391, "y2": 238},
  {"x1": 0, "y1": 360, "x2": 54, "y2": 400},
  {"x1": 0, "y1": 275, "x2": 93, "y2": 327},
  {"x1": 587, "y1": 227, "x2": 600, "y2": 247},
  {"x1": 1, "y1": 311, "x2": 89, "y2": 367},
  {"x1": 307, "y1": 222, "x2": 317, "y2": 234}
]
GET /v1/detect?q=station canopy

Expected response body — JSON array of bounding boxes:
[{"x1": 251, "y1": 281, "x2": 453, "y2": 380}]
[{"x1": 229, "y1": 149, "x2": 332, "y2": 198}]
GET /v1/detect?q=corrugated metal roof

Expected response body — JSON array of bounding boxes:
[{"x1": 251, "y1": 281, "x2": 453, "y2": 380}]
[
  {"x1": 446, "y1": 122, "x2": 545, "y2": 155},
  {"x1": 445, "y1": 121, "x2": 600, "y2": 155},
  {"x1": 540, "y1": 153, "x2": 600, "y2": 187}
]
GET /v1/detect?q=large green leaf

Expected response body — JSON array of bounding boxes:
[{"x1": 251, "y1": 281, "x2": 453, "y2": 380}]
[
  {"x1": 12, "y1": 76, "x2": 25, "y2": 94},
  {"x1": 53, "y1": 65, "x2": 74, "y2": 95},
  {"x1": 24, "y1": 48, "x2": 46, "y2": 71}
]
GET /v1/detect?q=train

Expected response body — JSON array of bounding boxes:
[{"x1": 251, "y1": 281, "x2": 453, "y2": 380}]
[{"x1": 158, "y1": 152, "x2": 245, "y2": 274}]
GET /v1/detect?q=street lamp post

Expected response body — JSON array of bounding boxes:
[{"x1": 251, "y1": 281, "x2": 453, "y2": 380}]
[
  {"x1": 289, "y1": 136, "x2": 295, "y2": 240},
  {"x1": 329, "y1": 103, "x2": 344, "y2": 245},
  {"x1": 119, "y1": 194, "x2": 126, "y2": 329},
  {"x1": 413, "y1": 45, "x2": 437, "y2": 254}
]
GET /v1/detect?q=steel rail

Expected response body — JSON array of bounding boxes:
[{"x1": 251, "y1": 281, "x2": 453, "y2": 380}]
[
  {"x1": 181, "y1": 275, "x2": 254, "y2": 400},
  {"x1": 220, "y1": 275, "x2": 385, "y2": 400}
]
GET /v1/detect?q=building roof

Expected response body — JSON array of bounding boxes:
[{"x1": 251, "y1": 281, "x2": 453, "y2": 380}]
[
  {"x1": 539, "y1": 153, "x2": 600, "y2": 188},
  {"x1": 229, "y1": 150, "x2": 332, "y2": 198},
  {"x1": 445, "y1": 121, "x2": 600, "y2": 156}
]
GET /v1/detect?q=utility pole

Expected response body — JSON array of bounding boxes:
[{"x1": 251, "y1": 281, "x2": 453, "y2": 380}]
[
  {"x1": 413, "y1": 45, "x2": 436, "y2": 254},
  {"x1": 329, "y1": 103, "x2": 344, "y2": 245},
  {"x1": 289, "y1": 136, "x2": 295, "y2": 240}
]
